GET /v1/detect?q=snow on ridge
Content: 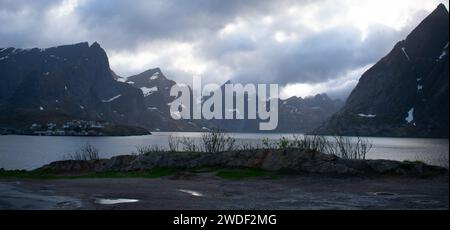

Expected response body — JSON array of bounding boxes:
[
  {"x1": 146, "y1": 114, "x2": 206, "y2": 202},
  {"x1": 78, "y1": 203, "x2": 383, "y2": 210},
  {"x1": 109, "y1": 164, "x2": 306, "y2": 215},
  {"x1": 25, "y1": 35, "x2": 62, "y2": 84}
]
[
  {"x1": 438, "y1": 51, "x2": 447, "y2": 60},
  {"x1": 0, "y1": 56, "x2": 9, "y2": 61},
  {"x1": 39, "y1": 106, "x2": 44, "y2": 111},
  {"x1": 150, "y1": 75, "x2": 159, "y2": 80},
  {"x1": 417, "y1": 85, "x2": 423, "y2": 91},
  {"x1": 401, "y1": 47, "x2": 410, "y2": 61},
  {"x1": 102, "y1": 94, "x2": 122, "y2": 103},
  {"x1": 437, "y1": 42, "x2": 449, "y2": 61},
  {"x1": 116, "y1": 77, "x2": 126, "y2": 82},
  {"x1": 127, "y1": 81, "x2": 135, "y2": 85},
  {"x1": 141, "y1": 86, "x2": 158, "y2": 97},
  {"x1": 358, "y1": 113, "x2": 376, "y2": 118},
  {"x1": 405, "y1": 107, "x2": 414, "y2": 123}
]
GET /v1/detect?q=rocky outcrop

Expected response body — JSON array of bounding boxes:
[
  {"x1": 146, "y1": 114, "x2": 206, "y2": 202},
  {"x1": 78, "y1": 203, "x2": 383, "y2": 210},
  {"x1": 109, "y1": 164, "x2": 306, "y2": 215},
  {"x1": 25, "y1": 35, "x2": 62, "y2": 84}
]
[{"x1": 38, "y1": 149, "x2": 447, "y2": 177}]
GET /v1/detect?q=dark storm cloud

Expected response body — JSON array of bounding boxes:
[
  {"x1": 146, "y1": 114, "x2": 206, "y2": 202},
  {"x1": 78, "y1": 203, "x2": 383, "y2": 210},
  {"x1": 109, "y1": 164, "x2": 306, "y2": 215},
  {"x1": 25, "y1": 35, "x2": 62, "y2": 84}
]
[
  {"x1": 76, "y1": 0, "x2": 298, "y2": 49},
  {"x1": 0, "y1": 0, "x2": 448, "y2": 99},
  {"x1": 0, "y1": 0, "x2": 57, "y2": 47}
]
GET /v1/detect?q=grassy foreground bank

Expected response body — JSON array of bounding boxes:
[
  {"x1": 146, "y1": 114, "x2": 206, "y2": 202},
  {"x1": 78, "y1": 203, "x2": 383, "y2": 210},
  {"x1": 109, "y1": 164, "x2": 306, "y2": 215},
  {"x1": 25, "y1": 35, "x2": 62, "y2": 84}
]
[{"x1": 0, "y1": 167, "x2": 277, "y2": 180}]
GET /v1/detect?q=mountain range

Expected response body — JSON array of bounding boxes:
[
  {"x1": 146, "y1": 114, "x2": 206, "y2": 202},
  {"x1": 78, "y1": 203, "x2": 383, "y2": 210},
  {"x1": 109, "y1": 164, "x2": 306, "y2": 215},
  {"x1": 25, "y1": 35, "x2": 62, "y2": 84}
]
[
  {"x1": 0, "y1": 43, "x2": 342, "y2": 134},
  {"x1": 0, "y1": 4, "x2": 448, "y2": 137}
]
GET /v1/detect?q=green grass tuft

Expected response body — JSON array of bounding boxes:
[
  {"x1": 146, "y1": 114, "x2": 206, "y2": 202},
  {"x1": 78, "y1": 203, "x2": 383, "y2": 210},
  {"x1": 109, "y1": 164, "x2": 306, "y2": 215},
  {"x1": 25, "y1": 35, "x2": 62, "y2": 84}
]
[{"x1": 0, "y1": 167, "x2": 177, "y2": 180}]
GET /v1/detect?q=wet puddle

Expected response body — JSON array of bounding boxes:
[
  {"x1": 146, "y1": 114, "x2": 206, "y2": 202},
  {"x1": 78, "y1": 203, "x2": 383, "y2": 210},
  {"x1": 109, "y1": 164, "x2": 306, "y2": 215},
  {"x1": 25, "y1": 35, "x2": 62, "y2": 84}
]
[
  {"x1": 95, "y1": 198, "x2": 139, "y2": 205},
  {"x1": 373, "y1": 192, "x2": 398, "y2": 196},
  {"x1": 178, "y1": 189, "x2": 204, "y2": 197},
  {"x1": 412, "y1": 199, "x2": 440, "y2": 205}
]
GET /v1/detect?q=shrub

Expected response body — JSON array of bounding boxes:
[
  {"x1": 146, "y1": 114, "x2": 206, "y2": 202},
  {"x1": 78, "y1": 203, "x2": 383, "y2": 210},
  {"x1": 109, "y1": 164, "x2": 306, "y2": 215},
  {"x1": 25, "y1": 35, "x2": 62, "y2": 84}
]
[
  {"x1": 168, "y1": 135, "x2": 180, "y2": 152},
  {"x1": 327, "y1": 136, "x2": 372, "y2": 160},
  {"x1": 266, "y1": 134, "x2": 372, "y2": 160},
  {"x1": 179, "y1": 136, "x2": 199, "y2": 152},
  {"x1": 65, "y1": 143, "x2": 100, "y2": 161},
  {"x1": 201, "y1": 129, "x2": 236, "y2": 153},
  {"x1": 277, "y1": 137, "x2": 290, "y2": 149},
  {"x1": 134, "y1": 145, "x2": 164, "y2": 155}
]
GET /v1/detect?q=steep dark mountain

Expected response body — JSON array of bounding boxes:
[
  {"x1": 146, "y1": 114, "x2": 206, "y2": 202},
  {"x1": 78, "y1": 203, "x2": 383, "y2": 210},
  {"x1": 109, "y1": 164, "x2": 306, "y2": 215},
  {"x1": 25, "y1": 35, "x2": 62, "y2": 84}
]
[
  {"x1": 0, "y1": 42, "x2": 150, "y2": 133},
  {"x1": 316, "y1": 4, "x2": 449, "y2": 138},
  {"x1": 126, "y1": 68, "x2": 176, "y2": 113},
  {"x1": 124, "y1": 68, "x2": 199, "y2": 131},
  {"x1": 277, "y1": 94, "x2": 344, "y2": 132}
]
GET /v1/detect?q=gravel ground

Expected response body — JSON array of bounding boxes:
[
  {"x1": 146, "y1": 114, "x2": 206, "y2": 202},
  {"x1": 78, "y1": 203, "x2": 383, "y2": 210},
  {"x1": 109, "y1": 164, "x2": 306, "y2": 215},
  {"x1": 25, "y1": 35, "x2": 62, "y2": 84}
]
[{"x1": 0, "y1": 173, "x2": 448, "y2": 210}]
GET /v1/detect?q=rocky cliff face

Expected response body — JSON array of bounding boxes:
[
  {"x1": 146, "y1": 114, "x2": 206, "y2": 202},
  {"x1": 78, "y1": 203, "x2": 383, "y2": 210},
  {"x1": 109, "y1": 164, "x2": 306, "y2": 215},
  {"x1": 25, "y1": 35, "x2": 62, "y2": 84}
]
[
  {"x1": 0, "y1": 42, "x2": 149, "y2": 131},
  {"x1": 316, "y1": 4, "x2": 449, "y2": 138}
]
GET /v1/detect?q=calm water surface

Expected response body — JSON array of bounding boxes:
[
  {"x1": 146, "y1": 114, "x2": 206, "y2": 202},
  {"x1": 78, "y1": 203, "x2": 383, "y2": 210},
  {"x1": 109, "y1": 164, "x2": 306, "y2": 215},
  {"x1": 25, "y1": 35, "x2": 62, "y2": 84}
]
[{"x1": 0, "y1": 132, "x2": 448, "y2": 170}]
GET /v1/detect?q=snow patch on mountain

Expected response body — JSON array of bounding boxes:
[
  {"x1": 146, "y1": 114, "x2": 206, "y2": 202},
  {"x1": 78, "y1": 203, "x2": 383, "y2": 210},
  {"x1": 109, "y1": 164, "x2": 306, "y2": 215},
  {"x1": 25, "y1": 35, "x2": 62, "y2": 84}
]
[
  {"x1": 405, "y1": 107, "x2": 414, "y2": 123},
  {"x1": 150, "y1": 75, "x2": 159, "y2": 80},
  {"x1": 438, "y1": 51, "x2": 447, "y2": 60},
  {"x1": 401, "y1": 47, "x2": 410, "y2": 61},
  {"x1": 358, "y1": 113, "x2": 376, "y2": 118},
  {"x1": 141, "y1": 86, "x2": 158, "y2": 97}
]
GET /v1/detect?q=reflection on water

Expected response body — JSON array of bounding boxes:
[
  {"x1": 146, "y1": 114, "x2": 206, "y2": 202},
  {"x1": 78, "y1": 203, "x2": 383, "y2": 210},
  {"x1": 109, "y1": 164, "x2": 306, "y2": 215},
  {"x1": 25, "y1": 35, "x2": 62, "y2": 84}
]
[{"x1": 0, "y1": 132, "x2": 448, "y2": 170}]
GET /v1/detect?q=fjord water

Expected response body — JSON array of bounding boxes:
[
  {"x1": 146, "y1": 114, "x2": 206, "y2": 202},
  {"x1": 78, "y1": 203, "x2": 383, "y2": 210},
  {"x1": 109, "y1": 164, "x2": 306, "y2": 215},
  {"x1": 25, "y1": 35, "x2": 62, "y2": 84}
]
[{"x1": 0, "y1": 133, "x2": 448, "y2": 170}]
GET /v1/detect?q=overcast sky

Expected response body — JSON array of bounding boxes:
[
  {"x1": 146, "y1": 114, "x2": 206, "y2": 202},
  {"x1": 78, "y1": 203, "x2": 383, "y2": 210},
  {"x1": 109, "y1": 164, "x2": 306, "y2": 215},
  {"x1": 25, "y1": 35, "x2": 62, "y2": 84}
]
[{"x1": 1, "y1": 0, "x2": 448, "y2": 99}]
